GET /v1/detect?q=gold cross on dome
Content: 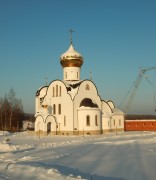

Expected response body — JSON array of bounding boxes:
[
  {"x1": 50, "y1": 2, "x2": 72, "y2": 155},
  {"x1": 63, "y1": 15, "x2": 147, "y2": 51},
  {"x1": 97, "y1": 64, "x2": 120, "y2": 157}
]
[
  {"x1": 44, "y1": 77, "x2": 48, "y2": 86},
  {"x1": 69, "y1": 29, "x2": 74, "y2": 44}
]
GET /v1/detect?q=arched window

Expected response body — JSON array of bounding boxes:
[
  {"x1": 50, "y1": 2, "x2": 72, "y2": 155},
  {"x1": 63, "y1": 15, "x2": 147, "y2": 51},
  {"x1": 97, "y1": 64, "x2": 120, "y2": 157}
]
[
  {"x1": 65, "y1": 72, "x2": 67, "y2": 79},
  {"x1": 86, "y1": 115, "x2": 90, "y2": 126},
  {"x1": 56, "y1": 85, "x2": 58, "y2": 97},
  {"x1": 58, "y1": 104, "x2": 61, "y2": 114},
  {"x1": 77, "y1": 72, "x2": 79, "y2": 79},
  {"x1": 53, "y1": 104, "x2": 56, "y2": 114},
  {"x1": 86, "y1": 84, "x2": 90, "y2": 90},
  {"x1": 53, "y1": 87, "x2": 55, "y2": 97},
  {"x1": 95, "y1": 115, "x2": 98, "y2": 126},
  {"x1": 47, "y1": 122, "x2": 51, "y2": 133},
  {"x1": 119, "y1": 119, "x2": 121, "y2": 126},
  {"x1": 59, "y1": 86, "x2": 61, "y2": 97},
  {"x1": 64, "y1": 116, "x2": 66, "y2": 126}
]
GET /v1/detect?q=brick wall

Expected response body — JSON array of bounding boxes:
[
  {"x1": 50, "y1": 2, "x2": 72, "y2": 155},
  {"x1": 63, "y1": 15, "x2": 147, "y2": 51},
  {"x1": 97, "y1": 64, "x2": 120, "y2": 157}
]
[{"x1": 125, "y1": 120, "x2": 156, "y2": 131}]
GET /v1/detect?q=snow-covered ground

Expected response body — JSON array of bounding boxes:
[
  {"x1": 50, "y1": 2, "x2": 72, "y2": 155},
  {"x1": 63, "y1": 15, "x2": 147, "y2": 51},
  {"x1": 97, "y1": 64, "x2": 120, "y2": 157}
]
[{"x1": 0, "y1": 131, "x2": 156, "y2": 180}]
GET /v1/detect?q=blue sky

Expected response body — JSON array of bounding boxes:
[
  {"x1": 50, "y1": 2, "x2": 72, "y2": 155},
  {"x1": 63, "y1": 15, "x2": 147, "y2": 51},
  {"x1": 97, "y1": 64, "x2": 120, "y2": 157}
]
[{"x1": 0, "y1": 0, "x2": 156, "y2": 115}]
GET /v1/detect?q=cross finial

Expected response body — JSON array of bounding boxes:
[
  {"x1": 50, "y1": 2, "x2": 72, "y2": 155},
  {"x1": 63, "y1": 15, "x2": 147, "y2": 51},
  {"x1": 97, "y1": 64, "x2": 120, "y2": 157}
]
[
  {"x1": 90, "y1": 71, "x2": 92, "y2": 81},
  {"x1": 69, "y1": 29, "x2": 74, "y2": 44},
  {"x1": 44, "y1": 77, "x2": 48, "y2": 86}
]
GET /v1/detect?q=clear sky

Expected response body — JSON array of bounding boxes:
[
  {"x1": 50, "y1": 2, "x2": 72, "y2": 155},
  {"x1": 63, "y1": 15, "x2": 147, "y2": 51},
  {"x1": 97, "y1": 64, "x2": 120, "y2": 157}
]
[{"x1": 0, "y1": 0, "x2": 156, "y2": 115}]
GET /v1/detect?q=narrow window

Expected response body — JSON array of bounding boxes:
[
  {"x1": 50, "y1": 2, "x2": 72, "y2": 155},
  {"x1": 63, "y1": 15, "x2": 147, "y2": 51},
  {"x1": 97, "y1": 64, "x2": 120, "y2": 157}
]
[
  {"x1": 65, "y1": 72, "x2": 67, "y2": 79},
  {"x1": 119, "y1": 119, "x2": 121, "y2": 126},
  {"x1": 59, "y1": 86, "x2": 61, "y2": 97},
  {"x1": 64, "y1": 116, "x2": 66, "y2": 126},
  {"x1": 40, "y1": 98, "x2": 44, "y2": 105},
  {"x1": 114, "y1": 119, "x2": 115, "y2": 126},
  {"x1": 56, "y1": 85, "x2": 58, "y2": 97},
  {"x1": 58, "y1": 104, "x2": 61, "y2": 114},
  {"x1": 77, "y1": 72, "x2": 78, "y2": 79},
  {"x1": 95, "y1": 115, "x2": 98, "y2": 126},
  {"x1": 53, "y1": 104, "x2": 56, "y2": 114},
  {"x1": 86, "y1": 115, "x2": 90, "y2": 126},
  {"x1": 53, "y1": 87, "x2": 55, "y2": 97},
  {"x1": 86, "y1": 84, "x2": 90, "y2": 90}
]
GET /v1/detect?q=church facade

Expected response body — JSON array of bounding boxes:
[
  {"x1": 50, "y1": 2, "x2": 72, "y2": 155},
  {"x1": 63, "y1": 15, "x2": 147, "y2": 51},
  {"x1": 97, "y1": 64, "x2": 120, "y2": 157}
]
[{"x1": 34, "y1": 39, "x2": 124, "y2": 136}]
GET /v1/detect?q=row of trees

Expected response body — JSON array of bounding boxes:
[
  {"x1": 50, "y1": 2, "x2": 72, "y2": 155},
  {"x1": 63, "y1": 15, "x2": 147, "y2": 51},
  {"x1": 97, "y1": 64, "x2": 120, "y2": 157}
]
[{"x1": 0, "y1": 88, "x2": 24, "y2": 132}]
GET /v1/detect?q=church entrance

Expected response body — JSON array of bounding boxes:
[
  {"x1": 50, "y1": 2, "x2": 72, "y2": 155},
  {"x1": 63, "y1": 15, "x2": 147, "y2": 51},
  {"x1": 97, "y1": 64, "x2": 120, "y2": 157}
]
[{"x1": 47, "y1": 122, "x2": 51, "y2": 134}]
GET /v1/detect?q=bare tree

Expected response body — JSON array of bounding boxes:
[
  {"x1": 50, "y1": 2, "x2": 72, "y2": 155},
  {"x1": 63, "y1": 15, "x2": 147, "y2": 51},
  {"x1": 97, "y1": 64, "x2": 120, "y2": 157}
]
[
  {"x1": 8, "y1": 88, "x2": 16, "y2": 131},
  {"x1": 14, "y1": 98, "x2": 24, "y2": 131},
  {"x1": 2, "y1": 95, "x2": 10, "y2": 130},
  {"x1": 0, "y1": 88, "x2": 24, "y2": 132},
  {"x1": 0, "y1": 98, "x2": 3, "y2": 131}
]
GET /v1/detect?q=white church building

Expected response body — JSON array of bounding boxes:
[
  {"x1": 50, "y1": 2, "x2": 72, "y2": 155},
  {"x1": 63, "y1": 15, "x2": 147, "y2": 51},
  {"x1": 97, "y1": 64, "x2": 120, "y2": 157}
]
[{"x1": 34, "y1": 37, "x2": 124, "y2": 136}]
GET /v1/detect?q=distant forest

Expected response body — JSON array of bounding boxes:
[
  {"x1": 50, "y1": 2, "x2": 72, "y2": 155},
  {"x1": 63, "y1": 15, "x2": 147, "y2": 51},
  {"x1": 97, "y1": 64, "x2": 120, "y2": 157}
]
[
  {"x1": 126, "y1": 114, "x2": 156, "y2": 120},
  {"x1": 0, "y1": 88, "x2": 34, "y2": 132}
]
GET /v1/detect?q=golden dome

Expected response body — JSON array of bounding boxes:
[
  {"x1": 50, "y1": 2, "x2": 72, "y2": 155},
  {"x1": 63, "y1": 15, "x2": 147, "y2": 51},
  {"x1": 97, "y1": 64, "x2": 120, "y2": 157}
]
[{"x1": 60, "y1": 43, "x2": 83, "y2": 67}]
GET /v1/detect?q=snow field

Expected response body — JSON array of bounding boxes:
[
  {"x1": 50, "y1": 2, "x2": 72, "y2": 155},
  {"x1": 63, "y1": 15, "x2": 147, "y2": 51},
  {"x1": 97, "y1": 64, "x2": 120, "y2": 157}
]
[{"x1": 0, "y1": 131, "x2": 156, "y2": 180}]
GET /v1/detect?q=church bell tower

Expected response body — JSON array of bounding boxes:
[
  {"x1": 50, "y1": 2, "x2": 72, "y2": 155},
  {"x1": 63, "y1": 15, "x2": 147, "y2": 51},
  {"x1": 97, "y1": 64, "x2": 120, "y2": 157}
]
[{"x1": 60, "y1": 30, "x2": 83, "y2": 81}]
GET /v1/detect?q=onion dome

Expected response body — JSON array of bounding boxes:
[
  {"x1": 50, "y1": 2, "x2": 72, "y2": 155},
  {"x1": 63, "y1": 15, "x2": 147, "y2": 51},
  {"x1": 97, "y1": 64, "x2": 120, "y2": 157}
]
[{"x1": 60, "y1": 43, "x2": 83, "y2": 67}]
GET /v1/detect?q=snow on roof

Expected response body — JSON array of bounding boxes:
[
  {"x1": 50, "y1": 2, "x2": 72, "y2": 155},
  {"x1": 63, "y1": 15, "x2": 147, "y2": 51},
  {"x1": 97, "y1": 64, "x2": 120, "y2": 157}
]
[
  {"x1": 102, "y1": 111, "x2": 111, "y2": 118},
  {"x1": 63, "y1": 81, "x2": 82, "y2": 99},
  {"x1": 60, "y1": 44, "x2": 83, "y2": 60},
  {"x1": 125, "y1": 119, "x2": 156, "y2": 121},
  {"x1": 36, "y1": 86, "x2": 47, "y2": 97},
  {"x1": 112, "y1": 108, "x2": 124, "y2": 115},
  {"x1": 79, "y1": 106, "x2": 99, "y2": 110}
]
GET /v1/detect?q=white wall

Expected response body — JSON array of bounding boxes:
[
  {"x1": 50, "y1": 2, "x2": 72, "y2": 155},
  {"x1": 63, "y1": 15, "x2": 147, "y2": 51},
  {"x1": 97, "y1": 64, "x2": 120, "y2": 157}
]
[
  {"x1": 78, "y1": 108, "x2": 101, "y2": 131},
  {"x1": 35, "y1": 116, "x2": 44, "y2": 131},
  {"x1": 111, "y1": 114, "x2": 124, "y2": 130},
  {"x1": 35, "y1": 87, "x2": 47, "y2": 115},
  {"x1": 102, "y1": 115, "x2": 111, "y2": 131},
  {"x1": 74, "y1": 80, "x2": 102, "y2": 130},
  {"x1": 46, "y1": 80, "x2": 74, "y2": 132},
  {"x1": 63, "y1": 67, "x2": 80, "y2": 81}
]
